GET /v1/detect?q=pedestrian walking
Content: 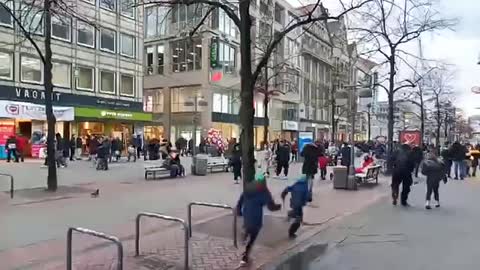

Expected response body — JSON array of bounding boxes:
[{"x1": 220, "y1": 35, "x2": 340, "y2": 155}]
[
  {"x1": 75, "y1": 136, "x2": 83, "y2": 160},
  {"x1": 301, "y1": 141, "x2": 323, "y2": 201},
  {"x1": 275, "y1": 140, "x2": 290, "y2": 179},
  {"x1": 96, "y1": 138, "x2": 109, "y2": 170},
  {"x1": 291, "y1": 140, "x2": 298, "y2": 162},
  {"x1": 135, "y1": 134, "x2": 143, "y2": 159},
  {"x1": 470, "y1": 145, "x2": 480, "y2": 177},
  {"x1": 281, "y1": 174, "x2": 309, "y2": 238},
  {"x1": 69, "y1": 135, "x2": 76, "y2": 161},
  {"x1": 55, "y1": 133, "x2": 67, "y2": 168},
  {"x1": 340, "y1": 142, "x2": 351, "y2": 171},
  {"x1": 449, "y1": 141, "x2": 467, "y2": 180},
  {"x1": 5, "y1": 135, "x2": 18, "y2": 163},
  {"x1": 318, "y1": 154, "x2": 329, "y2": 180},
  {"x1": 236, "y1": 175, "x2": 281, "y2": 267},
  {"x1": 411, "y1": 145, "x2": 424, "y2": 178},
  {"x1": 230, "y1": 142, "x2": 242, "y2": 183},
  {"x1": 16, "y1": 135, "x2": 27, "y2": 162},
  {"x1": 440, "y1": 142, "x2": 452, "y2": 178},
  {"x1": 88, "y1": 136, "x2": 99, "y2": 164},
  {"x1": 422, "y1": 151, "x2": 447, "y2": 209},
  {"x1": 390, "y1": 144, "x2": 415, "y2": 206}
]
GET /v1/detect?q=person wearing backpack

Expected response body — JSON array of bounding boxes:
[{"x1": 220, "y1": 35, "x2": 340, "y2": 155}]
[{"x1": 422, "y1": 150, "x2": 447, "y2": 209}]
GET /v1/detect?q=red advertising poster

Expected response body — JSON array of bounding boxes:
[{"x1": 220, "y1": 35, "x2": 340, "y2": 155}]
[
  {"x1": 399, "y1": 130, "x2": 421, "y2": 146},
  {"x1": 31, "y1": 144, "x2": 46, "y2": 158},
  {"x1": 0, "y1": 121, "x2": 15, "y2": 145}
]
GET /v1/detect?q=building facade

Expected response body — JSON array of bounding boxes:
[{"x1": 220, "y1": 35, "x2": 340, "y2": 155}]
[{"x1": 0, "y1": 0, "x2": 146, "y2": 157}]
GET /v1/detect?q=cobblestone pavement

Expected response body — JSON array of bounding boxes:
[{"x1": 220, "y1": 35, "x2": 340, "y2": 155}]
[{"x1": 1, "y1": 159, "x2": 391, "y2": 270}]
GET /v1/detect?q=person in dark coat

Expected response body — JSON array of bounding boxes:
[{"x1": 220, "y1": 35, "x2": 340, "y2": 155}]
[
  {"x1": 55, "y1": 133, "x2": 67, "y2": 168},
  {"x1": 422, "y1": 151, "x2": 447, "y2": 209},
  {"x1": 390, "y1": 144, "x2": 415, "y2": 206},
  {"x1": 75, "y1": 136, "x2": 83, "y2": 160},
  {"x1": 440, "y1": 142, "x2": 452, "y2": 178},
  {"x1": 230, "y1": 143, "x2": 242, "y2": 183},
  {"x1": 110, "y1": 137, "x2": 121, "y2": 162},
  {"x1": 411, "y1": 146, "x2": 424, "y2": 178},
  {"x1": 449, "y1": 141, "x2": 467, "y2": 180},
  {"x1": 88, "y1": 136, "x2": 99, "y2": 162},
  {"x1": 69, "y1": 135, "x2": 76, "y2": 161},
  {"x1": 301, "y1": 141, "x2": 323, "y2": 201},
  {"x1": 281, "y1": 175, "x2": 309, "y2": 238},
  {"x1": 96, "y1": 139, "x2": 109, "y2": 170},
  {"x1": 135, "y1": 134, "x2": 143, "y2": 159},
  {"x1": 275, "y1": 140, "x2": 291, "y2": 178},
  {"x1": 188, "y1": 139, "x2": 193, "y2": 156},
  {"x1": 236, "y1": 176, "x2": 281, "y2": 266},
  {"x1": 340, "y1": 142, "x2": 351, "y2": 168}
]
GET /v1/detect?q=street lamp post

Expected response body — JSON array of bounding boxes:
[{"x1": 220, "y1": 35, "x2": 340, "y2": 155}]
[{"x1": 367, "y1": 103, "x2": 372, "y2": 141}]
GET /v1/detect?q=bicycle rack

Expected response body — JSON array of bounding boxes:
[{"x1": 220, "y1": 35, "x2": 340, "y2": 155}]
[
  {"x1": 188, "y1": 201, "x2": 237, "y2": 248},
  {"x1": 67, "y1": 227, "x2": 123, "y2": 270},
  {"x1": 135, "y1": 212, "x2": 189, "y2": 270},
  {"x1": 0, "y1": 173, "x2": 14, "y2": 198}
]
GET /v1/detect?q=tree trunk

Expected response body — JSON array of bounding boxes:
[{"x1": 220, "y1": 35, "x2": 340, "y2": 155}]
[
  {"x1": 419, "y1": 91, "x2": 425, "y2": 146},
  {"x1": 387, "y1": 53, "x2": 396, "y2": 158},
  {"x1": 330, "y1": 86, "x2": 336, "y2": 142},
  {"x1": 44, "y1": 0, "x2": 57, "y2": 191},
  {"x1": 238, "y1": 1, "x2": 255, "y2": 186},
  {"x1": 262, "y1": 66, "x2": 269, "y2": 149},
  {"x1": 436, "y1": 97, "x2": 441, "y2": 147}
]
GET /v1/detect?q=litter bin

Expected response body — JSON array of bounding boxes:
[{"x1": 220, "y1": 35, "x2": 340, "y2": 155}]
[
  {"x1": 332, "y1": 166, "x2": 348, "y2": 189},
  {"x1": 192, "y1": 154, "x2": 208, "y2": 176}
]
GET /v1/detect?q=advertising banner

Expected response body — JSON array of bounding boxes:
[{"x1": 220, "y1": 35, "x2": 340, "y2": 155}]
[
  {"x1": 399, "y1": 130, "x2": 421, "y2": 146},
  {"x1": 0, "y1": 100, "x2": 74, "y2": 121},
  {"x1": 298, "y1": 131, "x2": 314, "y2": 152}
]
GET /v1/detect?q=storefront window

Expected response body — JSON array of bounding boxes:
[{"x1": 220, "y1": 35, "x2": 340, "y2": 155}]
[
  {"x1": 0, "y1": 51, "x2": 13, "y2": 80},
  {"x1": 77, "y1": 66, "x2": 94, "y2": 91},
  {"x1": 52, "y1": 62, "x2": 71, "y2": 88},
  {"x1": 120, "y1": 74, "x2": 134, "y2": 96},
  {"x1": 144, "y1": 126, "x2": 164, "y2": 140},
  {"x1": 21, "y1": 55, "x2": 42, "y2": 83},
  {"x1": 100, "y1": 70, "x2": 115, "y2": 94}
]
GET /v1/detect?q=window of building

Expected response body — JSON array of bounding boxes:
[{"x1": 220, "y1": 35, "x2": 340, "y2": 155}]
[
  {"x1": 77, "y1": 21, "x2": 95, "y2": 48},
  {"x1": 52, "y1": 62, "x2": 71, "y2": 88},
  {"x1": 144, "y1": 90, "x2": 164, "y2": 113},
  {"x1": 171, "y1": 4, "x2": 203, "y2": 24},
  {"x1": 254, "y1": 100, "x2": 264, "y2": 117},
  {"x1": 100, "y1": 0, "x2": 116, "y2": 11},
  {"x1": 145, "y1": 46, "x2": 154, "y2": 75},
  {"x1": 213, "y1": 93, "x2": 230, "y2": 113},
  {"x1": 21, "y1": 55, "x2": 42, "y2": 83},
  {"x1": 120, "y1": 0, "x2": 135, "y2": 18},
  {"x1": 274, "y1": 3, "x2": 284, "y2": 25},
  {"x1": 0, "y1": 1, "x2": 13, "y2": 27},
  {"x1": 157, "y1": 45, "x2": 164, "y2": 74},
  {"x1": 0, "y1": 51, "x2": 12, "y2": 80},
  {"x1": 218, "y1": 41, "x2": 235, "y2": 73},
  {"x1": 100, "y1": 28, "x2": 116, "y2": 53},
  {"x1": 217, "y1": 9, "x2": 236, "y2": 37},
  {"x1": 21, "y1": 7, "x2": 43, "y2": 35},
  {"x1": 171, "y1": 38, "x2": 202, "y2": 72},
  {"x1": 52, "y1": 15, "x2": 71, "y2": 41},
  {"x1": 170, "y1": 86, "x2": 202, "y2": 112},
  {"x1": 76, "y1": 66, "x2": 94, "y2": 91},
  {"x1": 100, "y1": 70, "x2": 115, "y2": 94},
  {"x1": 120, "y1": 33, "x2": 134, "y2": 57},
  {"x1": 120, "y1": 74, "x2": 134, "y2": 96}
]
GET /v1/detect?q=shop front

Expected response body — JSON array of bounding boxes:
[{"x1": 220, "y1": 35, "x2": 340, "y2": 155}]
[
  {"x1": 212, "y1": 112, "x2": 268, "y2": 149},
  {"x1": 0, "y1": 100, "x2": 74, "y2": 158},
  {"x1": 281, "y1": 120, "x2": 299, "y2": 142}
]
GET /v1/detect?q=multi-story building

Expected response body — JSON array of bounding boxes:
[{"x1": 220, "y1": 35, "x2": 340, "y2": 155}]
[
  {"x1": 296, "y1": 4, "x2": 332, "y2": 141},
  {"x1": 0, "y1": 0, "x2": 146, "y2": 157}
]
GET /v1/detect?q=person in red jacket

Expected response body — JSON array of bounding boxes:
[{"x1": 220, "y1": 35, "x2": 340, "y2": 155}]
[
  {"x1": 355, "y1": 155, "x2": 374, "y2": 174},
  {"x1": 318, "y1": 154, "x2": 330, "y2": 180},
  {"x1": 16, "y1": 135, "x2": 27, "y2": 162}
]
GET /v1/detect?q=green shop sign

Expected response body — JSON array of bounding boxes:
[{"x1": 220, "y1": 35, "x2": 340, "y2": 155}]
[{"x1": 75, "y1": 107, "x2": 152, "y2": 121}]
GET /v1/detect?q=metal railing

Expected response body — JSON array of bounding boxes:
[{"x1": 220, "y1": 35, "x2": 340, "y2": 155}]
[
  {"x1": 188, "y1": 202, "x2": 237, "y2": 248},
  {"x1": 135, "y1": 212, "x2": 189, "y2": 270},
  {"x1": 0, "y1": 173, "x2": 14, "y2": 198},
  {"x1": 67, "y1": 227, "x2": 123, "y2": 270}
]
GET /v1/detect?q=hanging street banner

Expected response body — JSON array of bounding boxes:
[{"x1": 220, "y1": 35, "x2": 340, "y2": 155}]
[{"x1": 0, "y1": 100, "x2": 74, "y2": 121}]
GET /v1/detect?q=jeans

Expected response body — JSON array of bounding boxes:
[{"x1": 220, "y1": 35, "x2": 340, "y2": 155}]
[
  {"x1": 306, "y1": 174, "x2": 314, "y2": 202},
  {"x1": 6, "y1": 149, "x2": 18, "y2": 162},
  {"x1": 453, "y1": 161, "x2": 465, "y2": 179},
  {"x1": 320, "y1": 167, "x2": 327, "y2": 180},
  {"x1": 276, "y1": 161, "x2": 289, "y2": 176},
  {"x1": 391, "y1": 172, "x2": 412, "y2": 204}
]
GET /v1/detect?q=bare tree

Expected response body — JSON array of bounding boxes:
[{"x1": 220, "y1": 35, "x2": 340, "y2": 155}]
[
  {"x1": 143, "y1": 0, "x2": 371, "y2": 185},
  {"x1": 350, "y1": 0, "x2": 456, "y2": 160},
  {"x1": 1, "y1": 0, "x2": 98, "y2": 191}
]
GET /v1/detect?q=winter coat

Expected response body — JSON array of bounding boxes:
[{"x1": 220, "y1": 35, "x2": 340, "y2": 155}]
[
  {"x1": 281, "y1": 178, "x2": 309, "y2": 209},
  {"x1": 301, "y1": 143, "x2": 320, "y2": 175},
  {"x1": 340, "y1": 146, "x2": 351, "y2": 167},
  {"x1": 230, "y1": 143, "x2": 241, "y2": 165},
  {"x1": 97, "y1": 143, "x2": 109, "y2": 159},
  {"x1": 411, "y1": 147, "x2": 424, "y2": 164},
  {"x1": 421, "y1": 157, "x2": 446, "y2": 185},
  {"x1": 76, "y1": 137, "x2": 83, "y2": 148},
  {"x1": 69, "y1": 138, "x2": 76, "y2": 149},
  {"x1": 89, "y1": 139, "x2": 99, "y2": 155},
  {"x1": 16, "y1": 136, "x2": 27, "y2": 151},
  {"x1": 276, "y1": 144, "x2": 291, "y2": 164},
  {"x1": 318, "y1": 155, "x2": 329, "y2": 169},
  {"x1": 440, "y1": 147, "x2": 451, "y2": 161},
  {"x1": 470, "y1": 149, "x2": 480, "y2": 167},
  {"x1": 390, "y1": 146, "x2": 415, "y2": 174},
  {"x1": 449, "y1": 143, "x2": 467, "y2": 161},
  {"x1": 236, "y1": 188, "x2": 279, "y2": 231},
  {"x1": 111, "y1": 139, "x2": 120, "y2": 152}
]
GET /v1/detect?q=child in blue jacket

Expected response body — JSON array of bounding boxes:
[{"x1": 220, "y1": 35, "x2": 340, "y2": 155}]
[
  {"x1": 236, "y1": 172, "x2": 281, "y2": 266},
  {"x1": 281, "y1": 174, "x2": 309, "y2": 238}
]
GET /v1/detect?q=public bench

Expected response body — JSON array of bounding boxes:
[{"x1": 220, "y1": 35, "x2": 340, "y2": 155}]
[
  {"x1": 144, "y1": 166, "x2": 170, "y2": 180},
  {"x1": 206, "y1": 156, "x2": 229, "y2": 173},
  {"x1": 355, "y1": 165, "x2": 381, "y2": 184}
]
